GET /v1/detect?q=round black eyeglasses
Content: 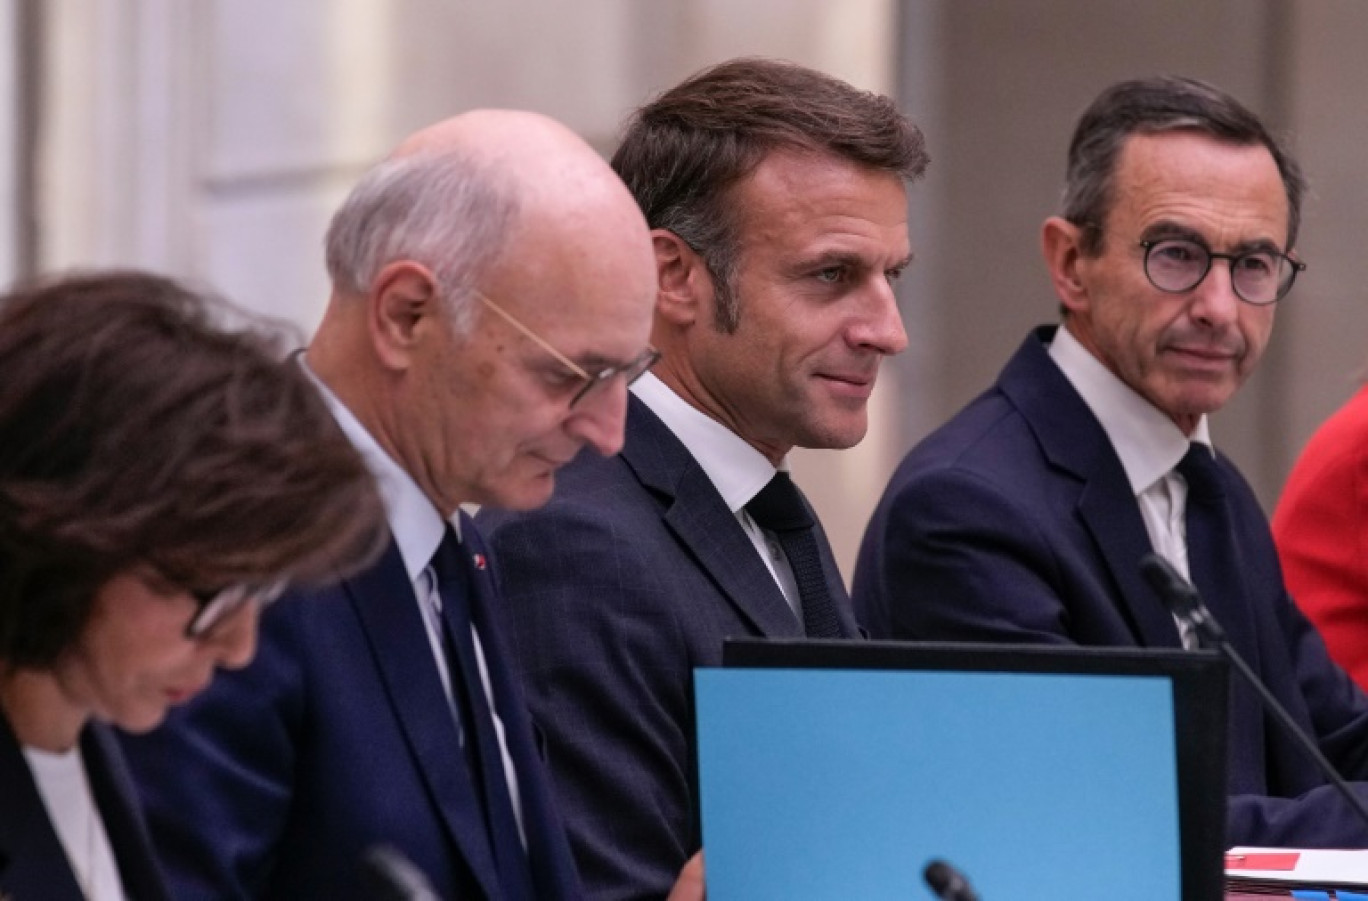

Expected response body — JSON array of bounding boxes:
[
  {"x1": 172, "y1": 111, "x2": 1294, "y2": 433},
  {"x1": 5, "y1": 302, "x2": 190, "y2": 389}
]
[{"x1": 1139, "y1": 238, "x2": 1305, "y2": 306}]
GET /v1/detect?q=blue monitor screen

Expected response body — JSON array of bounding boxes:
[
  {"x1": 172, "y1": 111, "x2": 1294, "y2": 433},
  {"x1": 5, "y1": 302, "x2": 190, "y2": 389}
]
[{"x1": 695, "y1": 666, "x2": 1183, "y2": 901}]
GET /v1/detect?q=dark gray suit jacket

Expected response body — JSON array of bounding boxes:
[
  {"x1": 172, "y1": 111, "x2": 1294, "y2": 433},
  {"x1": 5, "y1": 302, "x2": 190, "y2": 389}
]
[{"x1": 477, "y1": 395, "x2": 858, "y2": 900}]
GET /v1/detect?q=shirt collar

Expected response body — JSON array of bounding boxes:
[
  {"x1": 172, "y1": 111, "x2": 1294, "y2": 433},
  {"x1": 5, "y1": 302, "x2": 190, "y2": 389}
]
[
  {"x1": 300, "y1": 355, "x2": 455, "y2": 583},
  {"x1": 632, "y1": 372, "x2": 781, "y2": 510},
  {"x1": 1047, "y1": 325, "x2": 1212, "y2": 496}
]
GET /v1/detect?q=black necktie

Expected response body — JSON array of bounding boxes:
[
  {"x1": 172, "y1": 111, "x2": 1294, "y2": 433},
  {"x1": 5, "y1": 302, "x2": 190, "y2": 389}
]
[
  {"x1": 1176, "y1": 443, "x2": 1235, "y2": 642},
  {"x1": 431, "y1": 527, "x2": 535, "y2": 900},
  {"x1": 746, "y1": 472, "x2": 843, "y2": 638}
]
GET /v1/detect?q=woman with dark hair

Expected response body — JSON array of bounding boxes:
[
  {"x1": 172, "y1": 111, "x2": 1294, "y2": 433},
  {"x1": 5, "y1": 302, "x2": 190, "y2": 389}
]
[{"x1": 0, "y1": 271, "x2": 385, "y2": 900}]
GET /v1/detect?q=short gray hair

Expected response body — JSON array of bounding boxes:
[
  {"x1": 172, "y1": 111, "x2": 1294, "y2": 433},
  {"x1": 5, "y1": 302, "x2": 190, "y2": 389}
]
[
  {"x1": 324, "y1": 147, "x2": 520, "y2": 333},
  {"x1": 1062, "y1": 75, "x2": 1306, "y2": 256}
]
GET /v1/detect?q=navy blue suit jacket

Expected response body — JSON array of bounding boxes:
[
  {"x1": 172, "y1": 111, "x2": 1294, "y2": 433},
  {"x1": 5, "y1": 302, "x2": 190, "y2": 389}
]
[
  {"x1": 0, "y1": 716, "x2": 168, "y2": 901},
  {"x1": 121, "y1": 513, "x2": 581, "y2": 900},
  {"x1": 854, "y1": 325, "x2": 1368, "y2": 848},
  {"x1": 477, "y1": 396, "x2": 858, "y2": 900}
]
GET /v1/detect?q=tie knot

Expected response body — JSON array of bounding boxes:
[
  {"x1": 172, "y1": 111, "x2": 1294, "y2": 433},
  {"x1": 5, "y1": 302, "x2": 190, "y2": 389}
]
[
  {"x1": 746, "y1": 472, "x2": 814, "y2": 532},
  {"x1": 1176, "y1": 443, "x2": 1222, "y2": 502}
]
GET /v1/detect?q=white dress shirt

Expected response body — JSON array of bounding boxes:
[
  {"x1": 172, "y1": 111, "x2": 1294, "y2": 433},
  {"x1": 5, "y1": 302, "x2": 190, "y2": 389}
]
[
  {"x1": 302, "y1": 357, "x2": 525, "y2": 843},
  {"x1": 633, "y1": 372, "x2": 804, "y2": 618},
  {"x1": 1048, "y1": 325, "x2": 1212, "y2": 647},
  {"x1": 24, "y1": 744, "x2": 126, "y2": 901}
]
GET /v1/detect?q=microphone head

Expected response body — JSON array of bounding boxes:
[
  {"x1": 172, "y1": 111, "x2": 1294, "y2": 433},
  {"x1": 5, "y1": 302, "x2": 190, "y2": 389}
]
[
  {"x1": 358, "y1": 844, "x2": 441, "y2": 901},
  {"x1": 923, "y1": 859, "x2": 954, "y2": 892},
  {"x1": 923, "y1": 858, "x2": 980, "y2": 901},
  {"x1": 1139, "y1": 552, "x2": 1200, "y2": 617}
]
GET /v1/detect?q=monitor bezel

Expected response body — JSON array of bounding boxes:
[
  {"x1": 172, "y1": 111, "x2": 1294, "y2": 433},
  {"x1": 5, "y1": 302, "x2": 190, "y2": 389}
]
[{"x1": 716, "y1": 638, "x2": 1229, "y2": 901}]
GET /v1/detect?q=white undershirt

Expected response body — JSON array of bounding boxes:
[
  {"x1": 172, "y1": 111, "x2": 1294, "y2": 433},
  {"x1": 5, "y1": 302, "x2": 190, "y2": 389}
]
[
  {"x1": 1048, "y1": 325, "x2": 1212, "y2": 648},
  {"x1": 23, "y1": 744, "x2": 127, "y2": 901},
  {"x1": 632, "y1": 373, "x2": 804, "y2": 618}
]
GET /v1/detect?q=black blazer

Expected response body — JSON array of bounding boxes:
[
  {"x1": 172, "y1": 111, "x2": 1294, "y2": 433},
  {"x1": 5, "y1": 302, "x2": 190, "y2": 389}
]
[
  {"x1": 0, "y1": 714, "x2": 168, "y2": 901},
  {"x1": 478, "y1": 395, "x2": 859, "y2": 899}
]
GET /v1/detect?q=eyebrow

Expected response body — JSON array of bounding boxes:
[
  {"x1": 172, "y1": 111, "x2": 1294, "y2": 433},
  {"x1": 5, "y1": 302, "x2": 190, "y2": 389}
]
[
  {"x1": 575, "y1": 353, "x2": 628, "y2": 373},
  {"x1": 1140, "y1": 222, "x2": 1284, "y2": 255},
  {"x1": 793, "y1": 249, "x2": 914, "y2": 273},
  {"x1": 530, "y1": 348, "x2": 631, "y2": 375}
]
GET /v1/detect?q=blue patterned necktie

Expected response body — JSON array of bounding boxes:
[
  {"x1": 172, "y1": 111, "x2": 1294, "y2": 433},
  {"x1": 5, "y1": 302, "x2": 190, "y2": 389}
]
[
  {"x1": 431, "y1": 527, "x2": 535, "y2": 900},
  {"x1": 746, "y1": 472, "x2": 843, "y2": 638}
]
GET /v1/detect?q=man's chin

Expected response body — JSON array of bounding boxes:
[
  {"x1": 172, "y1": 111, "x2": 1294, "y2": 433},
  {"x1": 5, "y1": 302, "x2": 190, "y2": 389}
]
[
  {"x1": 795, "y1": 411, "x2": 869, "y2": 451},
  {"x1": 481, "y1": 472, "x2": 558, "y2": 512}
]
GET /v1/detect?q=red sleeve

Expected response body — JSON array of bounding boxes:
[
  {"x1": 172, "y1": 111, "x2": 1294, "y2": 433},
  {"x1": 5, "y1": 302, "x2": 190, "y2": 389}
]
[{"x1": 1274, "y1": 385, "x2": 1368, "y2": 690}]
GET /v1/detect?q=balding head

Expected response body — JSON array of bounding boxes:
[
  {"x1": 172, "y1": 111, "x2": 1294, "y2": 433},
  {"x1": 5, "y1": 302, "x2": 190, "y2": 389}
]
[
  {"x1": 311, "y1": 109, "x2": 657, "y2": 514},
  {"x1": 324, "y1": 109, "x2": 648, "y2": 332}
]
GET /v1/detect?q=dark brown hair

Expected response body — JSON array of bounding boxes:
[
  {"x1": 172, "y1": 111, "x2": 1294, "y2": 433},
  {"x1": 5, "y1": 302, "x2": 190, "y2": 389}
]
[
  {"x1": 1063, "y1": 75, "x2": 1306, "y2": 255},
  {"x1": 0, "y1": 271, "x2": 386, "y2": 667},
  {"x1": 612, "y1": 57, "x2": 929, "y2": 332}
]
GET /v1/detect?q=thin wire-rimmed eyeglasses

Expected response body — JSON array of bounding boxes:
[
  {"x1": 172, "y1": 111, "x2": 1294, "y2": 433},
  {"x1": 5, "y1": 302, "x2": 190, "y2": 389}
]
[
  {"x1": 1139, "y1": 238, "x2": 1306, "y2": 306},
  {"x1": 186, "y1": 581, "x2": 288, "y2": 639},
  {"x1": 476, "y1": 291, "x2": 660, "y2": 408}
]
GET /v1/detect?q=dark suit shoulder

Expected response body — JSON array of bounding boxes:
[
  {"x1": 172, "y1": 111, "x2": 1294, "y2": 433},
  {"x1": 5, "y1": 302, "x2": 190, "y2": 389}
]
[
  {"x1": 479, "y1": 461, "x2": 685, "y2": 642},
  {"x1": 882, "y1": 386, "x2": 1068, "y2": 522}
]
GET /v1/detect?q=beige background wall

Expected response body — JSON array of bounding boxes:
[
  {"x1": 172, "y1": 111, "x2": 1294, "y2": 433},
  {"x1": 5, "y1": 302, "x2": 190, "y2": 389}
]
[{"x1": 12, "y1": 0, "x2": 1368, "y2": 582}]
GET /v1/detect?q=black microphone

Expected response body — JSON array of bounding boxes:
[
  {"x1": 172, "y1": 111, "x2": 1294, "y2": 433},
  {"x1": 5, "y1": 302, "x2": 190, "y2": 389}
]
[
  {"x1": 358, "y1": 844, "x2": 441, "y2": 901},
  {"x1": 1140, "y1": 552, "x2": 1368, "y2": 834},
  {"x1": 923, "y1": 858, "x2": 980, "y2": 901}
]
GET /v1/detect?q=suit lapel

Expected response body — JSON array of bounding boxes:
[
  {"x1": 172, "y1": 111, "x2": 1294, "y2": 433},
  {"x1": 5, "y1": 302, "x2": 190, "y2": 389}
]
[
  {"x1": 346, "y1": 539, "x2": 502, "y2": 898},
  {"x1": 620, "y1": 397, "x2": 805, "y2": 638},
  {"x1": 1001, "y1": 328, "x2": 1183, "y2": 648},
  {"x1": 82, "y1": 723, "x2": 168, "y2": 900},
  {"x1": 808, "y1": 501, "x2": 860, "y2": 638},
  {"x1": 1076, "y1": 472, "x2": 1184, "y2": 648}
]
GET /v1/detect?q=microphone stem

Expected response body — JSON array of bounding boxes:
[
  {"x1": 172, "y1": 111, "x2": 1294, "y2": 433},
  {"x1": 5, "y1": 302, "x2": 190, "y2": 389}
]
[{"x1": 1208, "y1": 633, "x2": 1368, "y2": 832}]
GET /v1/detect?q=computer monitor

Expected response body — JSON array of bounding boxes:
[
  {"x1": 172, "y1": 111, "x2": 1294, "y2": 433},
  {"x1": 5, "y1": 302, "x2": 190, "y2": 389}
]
[{"x1": 695, "y1": 639, "x2": 1228, "y2": 901}]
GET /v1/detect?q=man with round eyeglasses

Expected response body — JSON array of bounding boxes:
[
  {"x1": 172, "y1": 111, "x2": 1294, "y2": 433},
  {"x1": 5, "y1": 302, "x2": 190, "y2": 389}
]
[{"x1": 855, "y1": 74, "x2": 1368, "y2": 849}]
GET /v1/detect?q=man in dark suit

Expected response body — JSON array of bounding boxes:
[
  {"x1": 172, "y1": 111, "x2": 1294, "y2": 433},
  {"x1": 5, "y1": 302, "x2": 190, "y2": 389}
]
[
  {"x1": 121, "y1": 111, "x2": 703, "y2": 899},
  {"x1": 477, "y1": 58, "x2": 929, "y2": 899},
  {"x1": 855, "y1": 75, "x2": 1368, "y2": 848}
]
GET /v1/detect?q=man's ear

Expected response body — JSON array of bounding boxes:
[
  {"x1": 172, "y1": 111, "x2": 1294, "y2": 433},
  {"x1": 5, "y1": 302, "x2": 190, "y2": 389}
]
[
  {"x1": 368, "y1": 260, "x2": 442, "y2": 370},
  {"x1": 653, "y1": 229, "x2": 710, "y2": 327},
  {"x1": 1041, "y1": 216, "x2": 1092, "y2": 315}
]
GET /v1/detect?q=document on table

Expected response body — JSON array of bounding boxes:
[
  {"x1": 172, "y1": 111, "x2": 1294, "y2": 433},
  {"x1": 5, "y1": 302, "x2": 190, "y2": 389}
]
[{"x1": 1226, "y1": 846, "x2": 1368, "y2": 895}]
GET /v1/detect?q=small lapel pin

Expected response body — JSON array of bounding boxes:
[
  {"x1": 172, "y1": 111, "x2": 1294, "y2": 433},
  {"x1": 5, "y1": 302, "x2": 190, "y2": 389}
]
[{"x1": 472, "y1": 553, "x2": 487, "y2": 571}]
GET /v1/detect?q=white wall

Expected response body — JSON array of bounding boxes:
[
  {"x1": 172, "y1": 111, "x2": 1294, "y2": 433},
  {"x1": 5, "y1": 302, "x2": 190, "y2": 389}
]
[
  {"x1": 27, "y1": 0, "x2": 906, "y2": 579},
  {"x1": 26, "y1": 0, "x2": 1367, "y2": 581}
]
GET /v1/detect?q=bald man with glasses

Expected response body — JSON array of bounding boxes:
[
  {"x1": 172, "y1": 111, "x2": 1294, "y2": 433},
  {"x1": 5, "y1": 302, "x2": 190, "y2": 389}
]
[
  {"x1": 855, "y1": 75, "x2": 1368, "y2": 850},
  {"x1": 123, "y1": 111, "x2": 703, "y2": 901}
]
